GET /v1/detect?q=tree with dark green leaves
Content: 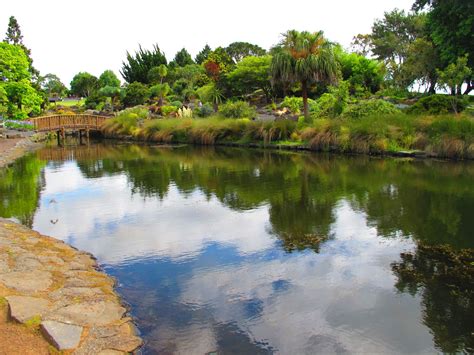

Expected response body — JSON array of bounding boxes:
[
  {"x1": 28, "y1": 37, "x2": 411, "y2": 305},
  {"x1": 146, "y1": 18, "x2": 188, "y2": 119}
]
[
  {"x1": 173, "y1": 48, "x2": 194, "y2": 67},
  {"x1": 41, "y1": 73, "x2": 67, "y2": 98},
  {"x1": 271, "y1": 30, "x2": 338, "y2": 120},
  {"x1": 123, "y1": 82, "x2": 149, "y2": 107},
  {"x1": 195, "y1": 44, "x2": 211, "y2": 64},
  {"x1": 120, "y1": 44, "x2": 167, "y2": 84},
  {"x1": 98, "y1": 70, "x2": 120, "y2": 88},
  {"x1": 413, "y1": 0, "x2": 474, "y2": 94},
  {"x1": 70, "y1": 72, "x2": 98, "y2": 98},
  {"x1": 402, "y1": 37, "x2": 441, "y2": 93},
  {"x1": 225, "y1": 42, "x2": 267, "y2": 63},
  {"x1": 4, "y1": 16, "x2": 23, "y2": 45},
  {"x1": 226, "y1": 55, "x2": 272, "y2": 100},
  {"x1": 99, "y1": 85, "x2": 122, "y2": 110},
  {"x1": 437, "y1": 56, "x2": 471, "y2": 105}
]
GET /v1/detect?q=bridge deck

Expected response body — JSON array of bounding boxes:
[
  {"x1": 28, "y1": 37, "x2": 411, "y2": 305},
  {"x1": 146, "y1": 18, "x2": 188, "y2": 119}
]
[{"x1": 33, "y1": 114, "x2": 109, "y2": 132}]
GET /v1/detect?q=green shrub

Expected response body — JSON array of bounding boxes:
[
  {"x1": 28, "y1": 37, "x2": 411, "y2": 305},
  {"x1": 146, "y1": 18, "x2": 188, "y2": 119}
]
[
  {"x1": 280, "y1": 96, "x2": 302, "y2": 114},
  {"x1": 344, "y1": 99, "x2": 400, "y2": 119},
  {"x1": 85, "y1": 92, "x2": 105, "y2": 110},
  {"x1": 279, "y1": 96, "x2": 318, "y2": 115},
  {"x1": 123, "y1": 82, "x2": 149, "y2": 107},
  {"x1": 170, "y1": 100, "x2": 183, "y2": 108},
  {"x1": 407, "y1": 94, "x2": 468, "y2": 115},
  {"x1": 426, "y1": 116, "x2": 474, "y2": 141},
  {"x1": 219, "y1": 100, "x2": 256, "y2": 119},
  {"x1": 161, "y1": 105, "x2": 178, "y2": 116},
  {"x1": 196, "y1": 103, "x2": 214, "y2": 117}
]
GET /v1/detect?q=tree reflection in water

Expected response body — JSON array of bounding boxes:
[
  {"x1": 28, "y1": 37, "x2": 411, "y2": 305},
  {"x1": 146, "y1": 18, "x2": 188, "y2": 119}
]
[{"x1": 392, "y1": 244, "x2": 474, "y2": 353}]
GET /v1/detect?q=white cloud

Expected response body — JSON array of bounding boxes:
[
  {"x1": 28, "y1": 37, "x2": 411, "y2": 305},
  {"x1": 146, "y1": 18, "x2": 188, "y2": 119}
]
[{"x1": 33, "y1": 163, "x2": 275, "y2": 264}]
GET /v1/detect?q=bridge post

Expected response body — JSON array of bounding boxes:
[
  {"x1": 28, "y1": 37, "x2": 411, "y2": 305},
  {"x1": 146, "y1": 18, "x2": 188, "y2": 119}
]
[{"x1": 57, "y1": 130, "x2": 61, "y2": 146}]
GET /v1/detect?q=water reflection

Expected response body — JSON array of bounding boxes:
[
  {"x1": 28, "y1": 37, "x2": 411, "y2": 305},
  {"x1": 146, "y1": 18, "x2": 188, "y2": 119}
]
[{"x1": 1, "y1": 143, "x2": 473, "y2": 353}]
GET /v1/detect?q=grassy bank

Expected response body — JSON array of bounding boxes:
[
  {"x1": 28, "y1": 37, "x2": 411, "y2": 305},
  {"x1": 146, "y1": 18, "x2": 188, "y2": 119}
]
[{"x1": 102, "y1": 110, "x2": 474, "y2": 159}]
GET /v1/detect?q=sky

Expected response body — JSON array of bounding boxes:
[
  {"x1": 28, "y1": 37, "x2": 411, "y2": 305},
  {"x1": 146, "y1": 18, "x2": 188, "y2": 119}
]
[{"x1": 1, "y1": 0, "x2": 414, "y2": 86}]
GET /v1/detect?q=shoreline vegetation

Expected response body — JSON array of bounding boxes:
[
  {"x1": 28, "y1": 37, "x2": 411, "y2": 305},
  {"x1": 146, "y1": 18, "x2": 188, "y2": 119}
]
[
  {"x1": 1, "y1": 3, "x2": 473, "y2": 164},
  {"x1": 101, "y1": 109, "x2": 474, "y2": 160}
]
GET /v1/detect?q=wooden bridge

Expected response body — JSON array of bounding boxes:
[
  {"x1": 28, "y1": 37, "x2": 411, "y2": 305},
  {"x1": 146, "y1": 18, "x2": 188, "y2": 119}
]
[{"x1": 33, "y1": 114, "x2": 110, "y2": 144}]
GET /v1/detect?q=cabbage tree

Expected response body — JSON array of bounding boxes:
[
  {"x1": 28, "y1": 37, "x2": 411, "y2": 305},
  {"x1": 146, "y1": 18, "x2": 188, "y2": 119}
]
[
  {"x1": 150, "y1": 83, "x2": 170, "y2": 106},
  {"x1": 271, "y1": 30, "x2": 338, "y2": 120}
]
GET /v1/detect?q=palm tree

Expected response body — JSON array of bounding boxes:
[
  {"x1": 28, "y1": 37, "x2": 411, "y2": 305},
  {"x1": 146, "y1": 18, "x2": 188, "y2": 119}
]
[{"x1": 271, "y1": 30, "x2": 338, "y2": 120}]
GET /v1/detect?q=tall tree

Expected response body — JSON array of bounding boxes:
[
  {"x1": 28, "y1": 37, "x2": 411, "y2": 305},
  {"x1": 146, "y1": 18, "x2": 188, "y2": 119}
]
[
  {"x1": 203, "y1": 47, "x2": 234, "y2": 82},
  {"x1": 41, "y1": 73, "x2": 67, "y2": 97},
  {"x1": 4, "y1": 16, "x2": 23, "y2": 44},
  {"x1": 413, "y1": 0, "x2": 474, "y2": 94},
  {"x1": 70, "y1": 72, "x2": 98, "y2": 97},
  {"x1": 226, "y1": 55, "x2": 272, "y2": 100},
  {"x1": 350, "y1": 34, "x2": 372, "y2": 56},
  {"x1": 370, "y1": 9, "x2": 425, "y2": 88},
  {"x1": 0, "y1": 42, "x2": 42, "y2": 118},
  {"x1": 195, "y1": 44, "x2": 211, "y2": 64},
  {"x1": 271, "y1": 30, "x2": 338, "y2": 120},
  {"x1": 98, "y1": 70, "x2": 120, "y2": 88},
  {"x1": 3, "y1": 16, "x2": 39, "y2": 78},
  {"x1": 0, "y1": 42, "x2": 30, "y2": 81},
  {"x1": 225, "y1": 42, "x2": 267, "y2": 63},
  {"x1": 120, "y1": 44, "x2": 167, "y2": 84},
  {"x1": 173, "y1": 48, "x2": 194, "y2": 67}
]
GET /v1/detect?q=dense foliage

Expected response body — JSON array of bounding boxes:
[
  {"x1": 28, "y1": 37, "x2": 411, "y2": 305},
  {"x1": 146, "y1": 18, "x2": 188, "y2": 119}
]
[{"x1": 120, "y1": 44, "x2": 167, "y2": 84}]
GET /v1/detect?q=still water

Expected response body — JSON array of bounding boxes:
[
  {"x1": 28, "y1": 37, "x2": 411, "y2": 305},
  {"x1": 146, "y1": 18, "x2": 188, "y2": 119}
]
[{"x1": 1, "y1": 143, "x2": 473, "y2": 354}]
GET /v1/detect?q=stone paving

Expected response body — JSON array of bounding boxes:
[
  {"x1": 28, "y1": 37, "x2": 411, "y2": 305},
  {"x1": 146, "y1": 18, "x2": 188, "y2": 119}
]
[{"x1": 0, "y1": 218, "x2": 142, "y2": 353}]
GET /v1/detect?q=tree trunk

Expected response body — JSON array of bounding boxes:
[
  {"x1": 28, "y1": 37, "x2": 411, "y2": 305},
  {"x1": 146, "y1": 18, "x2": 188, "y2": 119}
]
[
  {"x1": 463, "y1": 80, "x2": 473, "y2": 95},
  {"x1": 302, "y1": 81, "x2": 309, "y2": 121},
  {"x1": 428, "y1": 80, "x2": 436, "y2": 94}
]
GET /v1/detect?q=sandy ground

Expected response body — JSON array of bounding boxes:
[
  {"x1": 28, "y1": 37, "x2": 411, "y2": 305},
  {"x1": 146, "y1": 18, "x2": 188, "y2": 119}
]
[
  {"x1": 0, "y1": 289, "x2": 50, "y2": 355},
  {"x1": 0, "y1": 138, "x2": 22, "y2": 155}
]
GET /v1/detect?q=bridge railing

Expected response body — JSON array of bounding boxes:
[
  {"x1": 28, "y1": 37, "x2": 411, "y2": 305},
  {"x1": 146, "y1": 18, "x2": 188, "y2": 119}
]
[{"x1": 33, "y1": 114, "x2": 110, "y2": 132}]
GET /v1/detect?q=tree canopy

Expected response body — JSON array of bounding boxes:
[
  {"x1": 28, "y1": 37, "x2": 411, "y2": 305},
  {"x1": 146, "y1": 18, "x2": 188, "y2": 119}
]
[
  {"x1": 121, "y1": 44, "x2": 167, "y2": 84},
  {"x1": 70, "y1": 72, "x2": 98, "y2": 97},
  {"x1": 413, "y1": 0, "x2": 474, "y2": 93},
  {"x1": 98, "y1": 70, "x2": 120, "y2": 88},
  {"x1": 271, "y1": 30, "x2": 338, "y2": 119},
  {"x1": 225, "y1": 42, "x2": 267, "y2": 63},
  {"x1": 195, "y1": 44, "x2": 211, "y2": 64},
  {"x1": 173, "y1": 48, "x2": 194, "y2": 67}
]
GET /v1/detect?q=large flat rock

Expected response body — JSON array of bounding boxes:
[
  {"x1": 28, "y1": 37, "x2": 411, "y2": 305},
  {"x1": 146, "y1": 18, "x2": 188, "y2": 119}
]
[
  {"x1": 0, "y1": 270, "x2": 52, "y2": 292},
  {"x1": 49, "y1": 301, "x2": 126, "y2": 326},
  {"x1": 74, "y1": 323, "x2": 142, "y2": 355},
  {"x1": 6, "y1": 295, "x2": 50, "y2": 323},
  {"x1": 41, "y1": 320, "x2": 83, "y2": 350}
]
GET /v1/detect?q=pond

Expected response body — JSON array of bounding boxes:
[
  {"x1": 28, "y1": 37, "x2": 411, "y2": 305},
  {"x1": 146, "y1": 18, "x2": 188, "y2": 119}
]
[{"x1": 1, "y1": 143, "x2": 473, "y2": 354}]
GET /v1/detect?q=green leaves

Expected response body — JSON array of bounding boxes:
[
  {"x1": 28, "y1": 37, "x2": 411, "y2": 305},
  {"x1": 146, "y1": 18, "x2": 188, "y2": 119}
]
[
  {"x1": 0, "y1": 42, "x2": 30, "y2": 82},
  {"x1": 70, "y1": 72, "x2": 98, "y2": 98},
  {"x1": 121, "y1": 44, "x2": 167, "y2": 84}
]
